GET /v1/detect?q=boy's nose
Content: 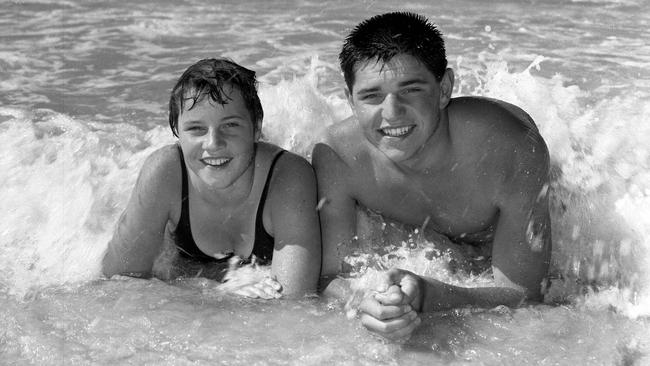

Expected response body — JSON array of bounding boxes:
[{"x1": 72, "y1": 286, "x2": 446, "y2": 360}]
[{"x1": 381, "y1": 93, "x2": 405, "y2": 120}]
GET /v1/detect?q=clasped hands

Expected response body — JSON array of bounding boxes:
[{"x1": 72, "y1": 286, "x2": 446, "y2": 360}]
[{"x1": 358, "y1": 268, "x2": 424, "y2": 342}]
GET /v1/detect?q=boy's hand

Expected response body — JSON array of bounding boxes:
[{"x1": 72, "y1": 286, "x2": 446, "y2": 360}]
[{"x1": 358, "y1": 268, "x2": 424, "y2": 341}]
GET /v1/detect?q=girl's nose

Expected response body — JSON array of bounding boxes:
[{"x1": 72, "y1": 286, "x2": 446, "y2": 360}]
[{"x1": 203, "y1": 128, "x2": 226, "y2": 150}]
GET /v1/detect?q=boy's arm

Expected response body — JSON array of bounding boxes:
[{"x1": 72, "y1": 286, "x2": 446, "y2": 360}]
[
  {"x1": 392, "y1": 132, "x2": 551, "y2": 311},
  {"x1": 360, "y1": 180, "x2": 550, "y2": 339},
  {"x1": 359, "y1": 131, "x2": 551, "y2": 340},
  {"x1": 312, "y1": 143, "x2": 357, "y2": 296},
  {"x1": 411, "y1": 179, "x2": 551, "y2": 311}
]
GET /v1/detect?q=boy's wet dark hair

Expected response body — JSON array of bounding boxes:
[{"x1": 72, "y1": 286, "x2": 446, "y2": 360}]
[
  {"x1": 168, "y1": 58, "x2": 263, "y2": 137},
  {"x1": 339, "y1": 12, "x2": 447, "y2": 91}
]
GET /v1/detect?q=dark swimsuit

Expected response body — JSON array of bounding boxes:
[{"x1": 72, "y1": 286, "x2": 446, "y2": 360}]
[{"x1": 173, "y1": 145, "x2": 285, "y2": 265}]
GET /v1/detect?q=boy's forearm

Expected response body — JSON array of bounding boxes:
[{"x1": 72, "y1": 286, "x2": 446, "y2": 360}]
[
  {"x1": 319, "y1": 275, "x2": 352, "y2": 299},
  {"x1": 420, "y1": 276, "x2": 526, "y2": 312}
]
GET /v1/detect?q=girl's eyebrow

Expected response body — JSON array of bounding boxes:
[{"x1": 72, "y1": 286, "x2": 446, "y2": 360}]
[
  {"x1": 181, "y1": 114, "x2": 245, "y2": 125},
  {"x1": 221, "y1": 114, "x2": 246, "y2": 120}
]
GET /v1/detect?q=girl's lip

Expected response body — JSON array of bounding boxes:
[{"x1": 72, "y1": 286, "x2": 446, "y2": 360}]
[{"x1": 200, "y1": 157, "x2": 232, "y2": 167}]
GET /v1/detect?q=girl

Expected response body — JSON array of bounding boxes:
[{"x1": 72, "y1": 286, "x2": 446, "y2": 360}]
[{"x1": 102, "y1": 58, "x2": 321, "y2": 298}]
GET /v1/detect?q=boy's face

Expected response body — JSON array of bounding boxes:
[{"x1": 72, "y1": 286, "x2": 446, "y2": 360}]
[
  {"x1": 346, "y1": 54, "x2": 446, "y2": 164},
  {"x1": 177, "y1": 86, "x2": 259, "y2": 189}
]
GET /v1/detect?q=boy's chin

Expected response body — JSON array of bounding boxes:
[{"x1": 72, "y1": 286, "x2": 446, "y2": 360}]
[{"x1": 379, "y1": 147, "x2": 414, "y2": 163}]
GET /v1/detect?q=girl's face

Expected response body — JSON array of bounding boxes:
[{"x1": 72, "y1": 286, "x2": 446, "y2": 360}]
[{"x1": 177, "y1": 87, "x2": 259, "y2": 191}]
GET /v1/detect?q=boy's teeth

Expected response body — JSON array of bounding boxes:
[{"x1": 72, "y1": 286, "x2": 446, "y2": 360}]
[{"x1": 381, "y1": 126, "x2": 413, "y2": 137}]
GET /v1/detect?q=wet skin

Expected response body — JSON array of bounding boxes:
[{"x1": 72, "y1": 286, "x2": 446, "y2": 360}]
[
  {"x1": 313, "y1": 54, "x2": 551, "y2": 340},
  {"x1": 103, "y1": 87, "x2": 321, "y2": 299}
]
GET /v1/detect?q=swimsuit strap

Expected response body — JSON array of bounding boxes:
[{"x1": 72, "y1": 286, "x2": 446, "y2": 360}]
[
  {"x1": 175, "y1": 144, "x2": 226, "y2": 262},
  {"x1": 251, "y1": 149, "x2": 286, "y2": 264},
  {"x1": 173, "y1": 144, "x2": 286, "y2": 264}
]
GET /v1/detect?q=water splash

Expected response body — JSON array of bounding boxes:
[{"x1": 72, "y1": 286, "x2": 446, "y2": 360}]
[
  {"x1": 0, "y1": 106, "x2": 173, "y2": 297},
  {"x1": 342, "y1": 56, "x2": 650, "y2": 317},
  {"x1": 1, "y1": 56, "x2": 649, "y2": 319}
]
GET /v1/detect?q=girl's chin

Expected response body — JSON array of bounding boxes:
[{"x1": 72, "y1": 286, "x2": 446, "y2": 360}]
[{"x1": 196, "y1": 171, "x2": 235, "y2": 188}]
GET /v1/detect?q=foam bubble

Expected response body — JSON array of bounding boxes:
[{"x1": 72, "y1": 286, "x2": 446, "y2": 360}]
[
  {"x1": 259, "y1": 56, "x2": 349, "y2": 158},
  {"x1": 0, "y1": 107, "x2": 172, "y2": 297}
]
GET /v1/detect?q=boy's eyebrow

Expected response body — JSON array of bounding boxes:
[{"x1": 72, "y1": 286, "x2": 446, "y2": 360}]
[
  {"x1": 397, "y1": 78, "x2": 428, "y2": 87},
  {"x1": 355, "y1": 86, "x2": 381, "y2": 94},
  {"x1": 181, "y1": 119, "x2": 203, "y2": 125},
  {"x1": 355, "y1": 78, "x2": 430, "y2": 94}
]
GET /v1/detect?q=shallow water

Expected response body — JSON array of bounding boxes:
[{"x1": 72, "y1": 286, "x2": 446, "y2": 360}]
[
  {"x1": 1, "y1": 278, "x2": 649, "y2": 365},
  {"x1": 1, "y1": 0, "x2": 650, "y2": 364}
]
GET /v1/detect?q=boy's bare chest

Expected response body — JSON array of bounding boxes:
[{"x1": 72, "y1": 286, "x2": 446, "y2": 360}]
[{"x1": 352, "y1": 165, "x2": 498, "y2": 236}]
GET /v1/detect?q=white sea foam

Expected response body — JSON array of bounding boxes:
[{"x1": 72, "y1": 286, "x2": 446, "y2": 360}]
[
  {"x1": 340, "y1": 55, "x2": 650, "y2": 316},
  {"x1": 1, "y1": 54, "x2": 649, "y2": 319},
  {"x1": 0, "y1": 107, "x2": 173, "y2": 297},
  {"x1": 1, "y1": 1, "x2": 649, "y2": 364},
  {"x1": 471, "y1": 57, "x2": 650, "y2": 315}
]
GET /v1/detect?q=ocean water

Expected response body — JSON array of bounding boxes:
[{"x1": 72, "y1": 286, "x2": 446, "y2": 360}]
[{"x1": 1, "y1": 0, "x2": 649, "y2": 364}]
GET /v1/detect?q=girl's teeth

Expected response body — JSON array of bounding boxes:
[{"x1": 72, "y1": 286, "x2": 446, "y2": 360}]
[{"x1": 203, "y1": 158, "x2": 230, "y2": 166}]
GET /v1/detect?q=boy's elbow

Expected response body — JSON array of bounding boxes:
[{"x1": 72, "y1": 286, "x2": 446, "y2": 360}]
[{"x1": 101, "y1": 248, "x2": 124, "y2": 278}]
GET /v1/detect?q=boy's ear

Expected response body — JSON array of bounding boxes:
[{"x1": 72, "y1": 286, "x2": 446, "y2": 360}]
[
  {"x1": 345, "y1": 87, "x2": 358, "y2": 118},
  {"x1": 254, "y1": 121, "x2": 262, "y2": 141},
  {"x1": 345, "y1": 87, "x2": 353, "y2": 106},
  {"x1": 439, "y1": 68, "x2": 454, "y2": 109}
]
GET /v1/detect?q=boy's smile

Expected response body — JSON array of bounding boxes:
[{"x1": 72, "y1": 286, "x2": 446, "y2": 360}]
[{"x1": 348, "y1": 54, "x2": 445, "y2": 165}]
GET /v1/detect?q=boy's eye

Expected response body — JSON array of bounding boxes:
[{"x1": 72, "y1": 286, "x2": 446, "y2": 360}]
[
  {"x1": 359, "y1": 93, "x2": 382, "y2": 103},
  {"x1": 185, "y1": 125, "x2": 204, "y2": 131},
  {"x1": 403, "y1": 87, "x2": 422, "y2": 94}
]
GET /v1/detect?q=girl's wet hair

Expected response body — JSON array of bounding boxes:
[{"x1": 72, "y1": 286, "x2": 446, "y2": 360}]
[
  {"x1": 168, "y1": 58, "x2": 263, "y2": 137},
  {"x1": 339, "y1": 12, "x2": 447, "y2": 91}
]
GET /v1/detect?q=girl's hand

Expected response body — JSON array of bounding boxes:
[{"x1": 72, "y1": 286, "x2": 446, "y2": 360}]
[{"x1": 233, "y1": 277, "x2": 283, "y2": 299}]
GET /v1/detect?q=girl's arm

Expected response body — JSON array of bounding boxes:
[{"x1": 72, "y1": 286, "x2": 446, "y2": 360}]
[
  {"x1": 102, "y1": 146, "x2": 179, "y2": 278},
  {"x1": 266, "y1": 152, "x2": 321, "y2": 296}
]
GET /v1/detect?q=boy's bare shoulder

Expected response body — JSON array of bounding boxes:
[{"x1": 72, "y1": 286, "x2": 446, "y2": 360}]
[
  {"x1": 317, "y1": 117, "x2": 366, "y2": 162},
  {"x1": 450, "y1": 97, "x2": 549, "y2": 182},
  {"x1": 451, "y1": 96, "x2": 538, "y2": 134},
  {"x1": 450, "y1": 97, "x2": 546, "y2": 153}
]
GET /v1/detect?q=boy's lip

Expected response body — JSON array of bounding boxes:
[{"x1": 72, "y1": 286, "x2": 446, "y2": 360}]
[{"x1": 378, "y1": 125, "x2": 415, "y2": 137}]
